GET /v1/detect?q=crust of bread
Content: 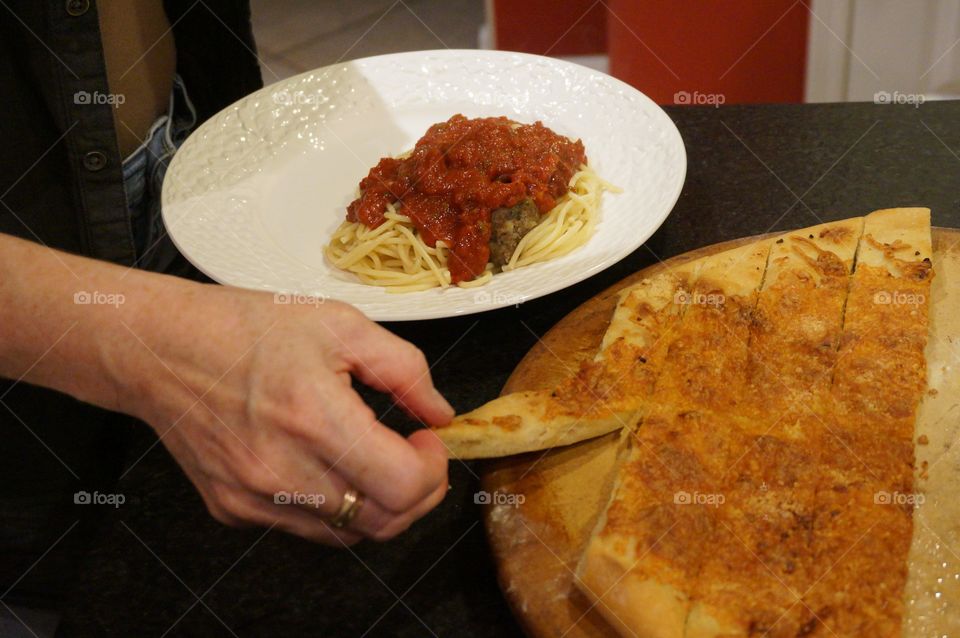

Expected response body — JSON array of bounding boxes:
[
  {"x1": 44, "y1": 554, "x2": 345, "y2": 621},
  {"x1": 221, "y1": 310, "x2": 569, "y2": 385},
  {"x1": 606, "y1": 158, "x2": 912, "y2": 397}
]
[
  {"x1": 437, "y1": 234, "x2": 790, "y2": 461},
  {"x1": 434, "y1": 390, "x2": 637, "y2": 460},
  {"x1": 692, "y1": 233, "x2": 773, "y2": 298},
  {"x1": 575, "y1": 237, "x2": 774, "y2": 638},
  {"x1": 577, "y1": 537, "x2": 688, "y2": 638},
  {"x1": 794, "y1": 208, "x2": 932, "y2": 635},
  {"x1": 436, "y1": 259, "x2": 706, "y2": 460},
  {"x1": 597, "y1": 259, "x2": 702, "y2": 355},
  {"x1": 681, "y1": 219, "x2": 864, "y2": 635},
  {"x1": 576, "y1": 216, "x2": 892, "y2": 637},
  {"x1": 580, "y1": 211, "x2": 931, "y2": 637},
  {"x1": 764, "y1": 216, "x2": 863, "y2": 287},
  {"x1": 857, "y1": 207, "x2": 932, "y2": 272}
]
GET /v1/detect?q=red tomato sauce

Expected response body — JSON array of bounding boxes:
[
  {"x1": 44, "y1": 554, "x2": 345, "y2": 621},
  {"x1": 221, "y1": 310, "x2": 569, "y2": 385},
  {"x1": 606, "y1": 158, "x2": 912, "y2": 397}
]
[{"x1": 346, "y1": 115, "x2": 586, "y2": 283}]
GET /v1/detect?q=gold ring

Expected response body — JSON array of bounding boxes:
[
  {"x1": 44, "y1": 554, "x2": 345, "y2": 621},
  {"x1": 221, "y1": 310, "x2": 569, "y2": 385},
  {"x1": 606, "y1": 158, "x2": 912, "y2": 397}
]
[{"x1": 330, "y1": 488, "x2": 364, "y2": 529}]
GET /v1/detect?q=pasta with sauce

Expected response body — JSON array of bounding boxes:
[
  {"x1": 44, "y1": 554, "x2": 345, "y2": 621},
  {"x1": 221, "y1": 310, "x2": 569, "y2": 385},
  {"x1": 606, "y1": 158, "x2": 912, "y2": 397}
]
[{"x1": 325, "y1": 115, "x2": 618, "y2": 293}]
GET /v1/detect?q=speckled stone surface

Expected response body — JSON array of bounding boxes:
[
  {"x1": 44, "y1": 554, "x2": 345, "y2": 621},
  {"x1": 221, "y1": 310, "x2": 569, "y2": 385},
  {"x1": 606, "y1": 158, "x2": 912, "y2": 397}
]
[{"x1": 58, "y1": 100, "x2": 960, "y2": 637}]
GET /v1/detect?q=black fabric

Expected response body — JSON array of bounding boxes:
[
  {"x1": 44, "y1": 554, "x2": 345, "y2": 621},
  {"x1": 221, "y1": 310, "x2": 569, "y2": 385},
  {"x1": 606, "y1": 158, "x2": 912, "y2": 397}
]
[
  {"x1": 0, "y1": 0, "x2": 263, "y2": 264},
  {"x1": 164, "y1": 0, "x2": 263, "y2": 127},
  {"x1": 0, "y1": 0, "x2": 261, "y2": 607},
  {"x1": 0, "y1": 381, "x2": 132, "y2": 608}
]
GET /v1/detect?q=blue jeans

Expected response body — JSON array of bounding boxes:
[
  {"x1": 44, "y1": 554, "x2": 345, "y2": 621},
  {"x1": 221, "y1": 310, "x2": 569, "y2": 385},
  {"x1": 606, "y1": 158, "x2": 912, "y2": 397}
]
[{"x1": 122, "y1": 74, "x2": 197, "y2": 273}]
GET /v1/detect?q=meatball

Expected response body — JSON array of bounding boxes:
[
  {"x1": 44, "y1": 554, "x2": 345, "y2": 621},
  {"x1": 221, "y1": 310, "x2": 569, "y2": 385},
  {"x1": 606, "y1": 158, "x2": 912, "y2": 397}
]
[{"x1": 488, "y1": 199, "x2": 540, "y2": 268}]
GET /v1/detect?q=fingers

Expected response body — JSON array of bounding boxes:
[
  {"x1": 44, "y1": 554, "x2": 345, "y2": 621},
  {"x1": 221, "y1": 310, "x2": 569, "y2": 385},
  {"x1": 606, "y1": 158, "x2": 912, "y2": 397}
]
[
  {"x1": 207, "y1": 483, "x2": 363, "y2": 547},
  {"x1": 215, "y1": 376, "x2": 449, "y2": 544},
  {"x1": 339, "y1": 319, "x2": 454, "y2": 427},
  {"x1": 270, "y1": 426, "x2": 449, "y2": 541},
  {"x1": 313, "y1": 384, "x2": 449, "y2": 514},
  {"x1": 335, "y1": 459, "x2": 449, "y2": 541},
  {"x1": 207, "y1": 464, "x2": 447, "y2": 545},
  {"x1": 271, "y1": 481, "x2": 446, "y2": 544},
  {"x1": 197, "y1": 302, "x2": 454, "y2": 545},
  {"x1": 408, "y1": 428, "x2": 449, "y2": 461}
]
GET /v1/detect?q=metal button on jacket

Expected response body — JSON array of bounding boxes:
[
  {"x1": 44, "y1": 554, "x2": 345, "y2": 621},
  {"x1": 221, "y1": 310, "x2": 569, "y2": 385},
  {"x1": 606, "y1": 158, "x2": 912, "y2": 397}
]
[
  {"x1": 65, "y1": 0, "x2": 90, "y2": 16},
  {"x1": 82, "y1": 150, "x2": 107, "y2": 171}
]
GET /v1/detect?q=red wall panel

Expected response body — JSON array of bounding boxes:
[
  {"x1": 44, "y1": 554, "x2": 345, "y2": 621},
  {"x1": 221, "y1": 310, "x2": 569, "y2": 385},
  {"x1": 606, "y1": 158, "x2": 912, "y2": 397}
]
[
  {"x1": 492, "y1": 0, "x2": 607, "y2": 55},
  {"x1": 607, "y1": 0, "x2": 809, "y2": 104}
]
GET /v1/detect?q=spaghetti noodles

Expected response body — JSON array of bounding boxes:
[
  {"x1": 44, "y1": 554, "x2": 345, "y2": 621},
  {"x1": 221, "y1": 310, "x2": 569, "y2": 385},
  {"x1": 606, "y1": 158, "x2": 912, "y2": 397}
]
[{"x1": 325, "y1": 115, "x2": 617, "y2": 292}]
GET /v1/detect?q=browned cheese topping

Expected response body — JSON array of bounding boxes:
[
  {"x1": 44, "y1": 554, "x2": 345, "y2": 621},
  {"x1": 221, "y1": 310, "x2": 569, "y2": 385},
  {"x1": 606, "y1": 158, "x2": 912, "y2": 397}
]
[{"x1": 587, "y1": 218, "x2": 932, "y2": 637}]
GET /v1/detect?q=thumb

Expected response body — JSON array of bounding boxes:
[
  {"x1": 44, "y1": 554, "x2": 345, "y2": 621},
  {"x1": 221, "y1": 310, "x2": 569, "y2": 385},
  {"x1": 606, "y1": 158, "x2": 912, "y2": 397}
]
[{"x1": 408, "y1": 428, "x2": 451, "y2": 463}]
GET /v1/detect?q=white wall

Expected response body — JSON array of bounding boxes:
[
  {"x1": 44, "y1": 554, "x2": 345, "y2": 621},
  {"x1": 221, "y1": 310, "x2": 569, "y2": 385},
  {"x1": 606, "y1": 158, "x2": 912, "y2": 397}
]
[{"x1": 805, "y1": 0, "x2": 960, "y2": 102}]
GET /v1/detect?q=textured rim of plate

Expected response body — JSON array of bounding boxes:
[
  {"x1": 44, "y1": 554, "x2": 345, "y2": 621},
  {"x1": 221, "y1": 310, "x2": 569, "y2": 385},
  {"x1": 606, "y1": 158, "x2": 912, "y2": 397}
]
[{"x1": 162, "y1": 49, "x2": 687, "y2": 321}]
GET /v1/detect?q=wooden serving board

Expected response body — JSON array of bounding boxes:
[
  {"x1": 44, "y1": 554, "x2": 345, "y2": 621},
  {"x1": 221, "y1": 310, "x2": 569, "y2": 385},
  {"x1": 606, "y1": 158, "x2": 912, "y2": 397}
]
[{"x1": 480, "y1": 228, "x2": 960, "y2": 638}]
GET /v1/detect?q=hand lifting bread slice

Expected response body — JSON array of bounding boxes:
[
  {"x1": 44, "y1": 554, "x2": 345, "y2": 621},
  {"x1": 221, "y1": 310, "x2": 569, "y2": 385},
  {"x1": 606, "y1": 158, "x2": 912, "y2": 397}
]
[
  {"x1": 576, "y1": 209, "x2": 932, "y2": 638},
  {"x1": 433, "y1": 258, "x2": 706, "y2": 459},
  {"x1": 434, "y1": 215, "x2": 865, "y2": 461}
]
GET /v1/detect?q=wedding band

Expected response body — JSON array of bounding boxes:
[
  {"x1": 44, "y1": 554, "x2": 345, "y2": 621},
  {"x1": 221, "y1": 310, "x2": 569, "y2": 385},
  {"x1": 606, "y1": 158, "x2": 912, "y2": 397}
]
[{"x1": 330, "y1": 488, "x2": 364, "y2": 529}]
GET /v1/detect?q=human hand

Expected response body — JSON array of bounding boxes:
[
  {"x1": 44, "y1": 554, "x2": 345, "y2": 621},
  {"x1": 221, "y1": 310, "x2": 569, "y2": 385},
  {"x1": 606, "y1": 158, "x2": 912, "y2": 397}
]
[{"x1": 117, "y1": 284, "x2": 452, "y2": 545}]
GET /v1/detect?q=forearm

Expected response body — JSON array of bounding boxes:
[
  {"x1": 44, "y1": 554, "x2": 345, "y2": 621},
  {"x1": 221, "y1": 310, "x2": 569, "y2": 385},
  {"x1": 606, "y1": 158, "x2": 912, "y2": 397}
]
[
  {"x1": 0, "y1": 235, "x2": 453, "y2": 544},
  {"x1": 0, "y1": 232, "x2": 191, "y2": 414}
]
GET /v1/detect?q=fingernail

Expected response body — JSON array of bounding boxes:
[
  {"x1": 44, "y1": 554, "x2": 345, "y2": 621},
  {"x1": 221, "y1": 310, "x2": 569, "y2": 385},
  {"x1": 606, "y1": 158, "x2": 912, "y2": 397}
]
[{"x1": 433, "y1": 388, "x2": 455, "y2": 417}]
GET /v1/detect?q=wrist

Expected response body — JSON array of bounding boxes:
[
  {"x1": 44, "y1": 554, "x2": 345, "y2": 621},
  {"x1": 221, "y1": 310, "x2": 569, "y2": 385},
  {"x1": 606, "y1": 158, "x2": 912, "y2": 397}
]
[{"x1": 94, "y1": 270, "x2": 202, "y2": 421}]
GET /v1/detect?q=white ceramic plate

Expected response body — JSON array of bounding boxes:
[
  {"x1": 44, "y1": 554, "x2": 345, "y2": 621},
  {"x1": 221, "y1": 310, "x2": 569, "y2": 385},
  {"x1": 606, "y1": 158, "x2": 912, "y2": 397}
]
[{"x1": 161, "y1": 50, "x2": 686, "y2": 321}]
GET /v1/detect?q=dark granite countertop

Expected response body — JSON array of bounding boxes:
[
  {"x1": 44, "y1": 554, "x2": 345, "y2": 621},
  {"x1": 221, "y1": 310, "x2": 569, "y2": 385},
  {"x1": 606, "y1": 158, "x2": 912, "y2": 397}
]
[{"x1": 59, "y1": 100, "x2": 960, "y2": 637}]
